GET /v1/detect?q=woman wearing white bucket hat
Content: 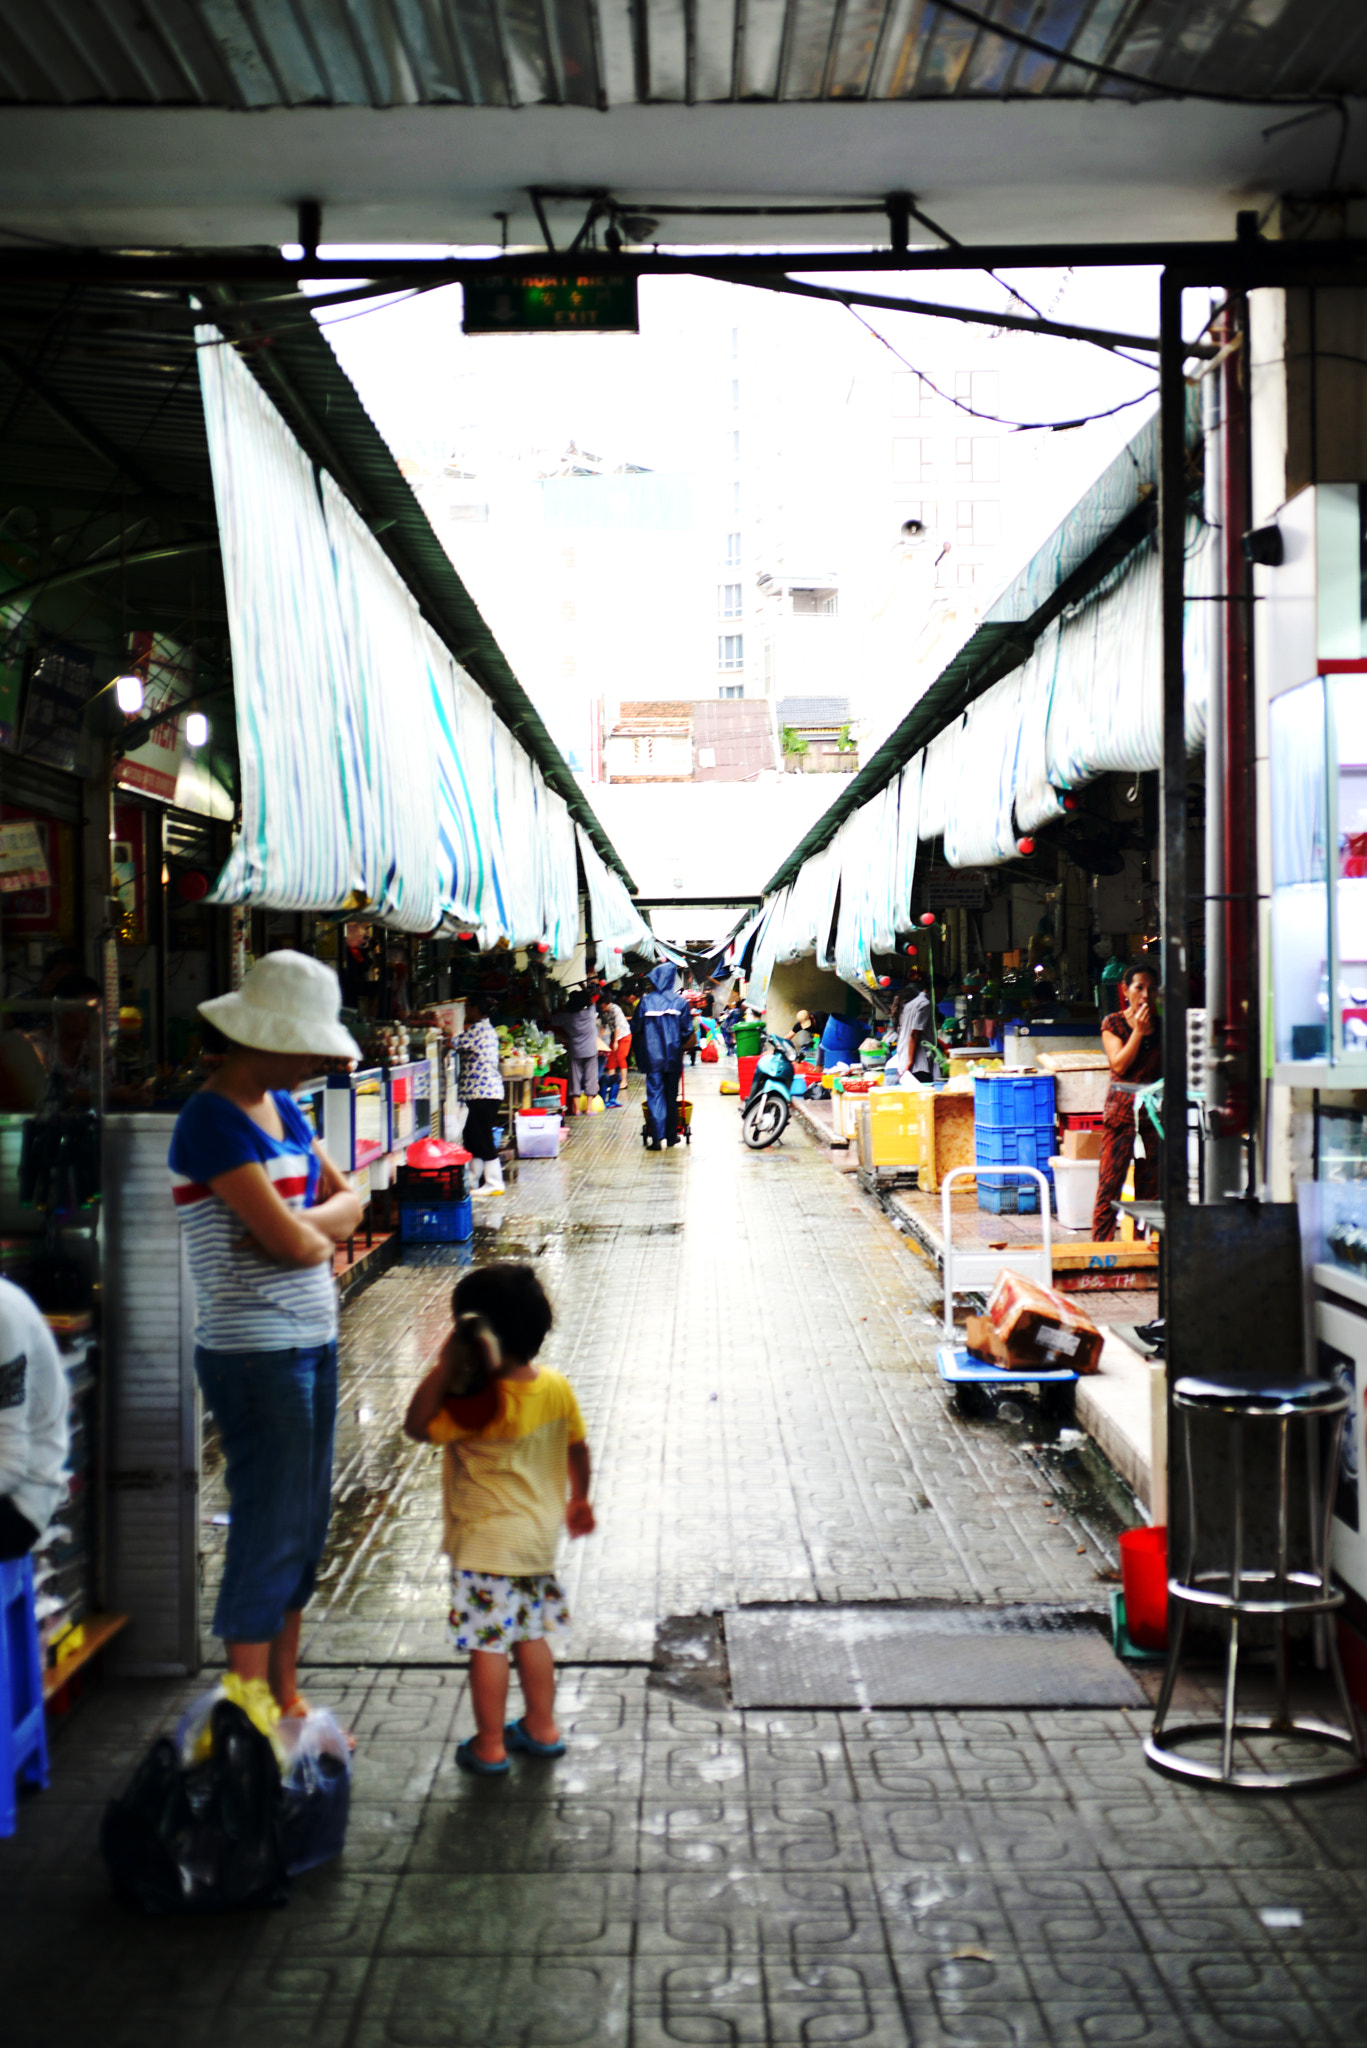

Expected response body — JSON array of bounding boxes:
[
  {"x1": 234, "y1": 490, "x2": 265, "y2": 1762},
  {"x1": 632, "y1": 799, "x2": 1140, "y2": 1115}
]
[{"x1": 168, "y1": 951, "x2": 365, "y2": 1720}]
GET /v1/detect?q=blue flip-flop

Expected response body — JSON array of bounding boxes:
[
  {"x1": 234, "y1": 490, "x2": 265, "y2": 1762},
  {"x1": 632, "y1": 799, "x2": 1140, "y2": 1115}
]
[
  {"x1": 504, "y1": 1718, "x2": 566, "y2": 1759},
  {"x1": 456, "y1": 1738, "x2": 509, "y2": 1776}
]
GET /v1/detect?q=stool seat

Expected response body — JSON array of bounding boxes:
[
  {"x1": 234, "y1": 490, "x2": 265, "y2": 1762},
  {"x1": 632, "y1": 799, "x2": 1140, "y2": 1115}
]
[{"x1": 1172, "y1": 1376, "x2": 1346, "y2": 1416}]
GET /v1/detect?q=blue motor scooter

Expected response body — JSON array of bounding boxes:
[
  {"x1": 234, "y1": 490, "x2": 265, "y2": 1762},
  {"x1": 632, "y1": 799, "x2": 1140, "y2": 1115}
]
[{"x1": 741, "y1": 1030, "x2": 805, "y2": 1150}]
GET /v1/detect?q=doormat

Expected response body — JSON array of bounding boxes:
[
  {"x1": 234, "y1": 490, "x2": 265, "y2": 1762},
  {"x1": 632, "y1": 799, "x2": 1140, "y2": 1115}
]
[{"x1": 725, "y1": 1604, "x2": 1147, "y2": 1710}]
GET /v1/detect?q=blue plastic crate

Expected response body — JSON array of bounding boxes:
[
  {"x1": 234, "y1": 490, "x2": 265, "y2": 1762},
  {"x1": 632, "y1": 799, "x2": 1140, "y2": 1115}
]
[
  {"x1": 974, "y1": 1124, "x2": 1055, "y2": 1184},
  {"x1": 974, "y1": 1073, "x2": 1056, "y2": 1127},
  {"x1": 976, "y1": 1181, "x2": 1041, "y2": 1215},
  {"x1": 399, "y1": 1197, "x2": 473, "y2": 1244}
]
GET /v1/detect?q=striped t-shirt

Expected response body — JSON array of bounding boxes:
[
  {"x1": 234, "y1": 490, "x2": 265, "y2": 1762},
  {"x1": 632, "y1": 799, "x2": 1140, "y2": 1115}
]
[{"x1": 168, "y1": 1089, "x2": 338, "y2": 1352}]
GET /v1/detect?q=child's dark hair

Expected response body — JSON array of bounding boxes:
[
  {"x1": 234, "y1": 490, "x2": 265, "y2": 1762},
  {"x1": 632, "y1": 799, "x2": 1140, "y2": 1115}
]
[{"x1": 451, "y1": 1262, "x2": 554, "y2": 1362}]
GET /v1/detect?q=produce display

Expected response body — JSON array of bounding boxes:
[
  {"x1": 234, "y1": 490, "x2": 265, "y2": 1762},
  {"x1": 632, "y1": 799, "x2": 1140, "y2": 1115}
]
[{"x1": 496, "y1": 1022, "x2": 564, "y2": 1074}]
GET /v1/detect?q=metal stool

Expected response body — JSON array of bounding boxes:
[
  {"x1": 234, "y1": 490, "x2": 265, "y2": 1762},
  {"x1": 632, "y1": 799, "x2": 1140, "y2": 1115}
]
[{"x1": 1146, "y1": 1375, "x2": 1365, "y2": 1791}]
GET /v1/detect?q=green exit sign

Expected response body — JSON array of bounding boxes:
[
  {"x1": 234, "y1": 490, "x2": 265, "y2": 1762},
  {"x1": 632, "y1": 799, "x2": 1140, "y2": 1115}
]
[{"x1": 462, "y1": 274, "x2": 640, "y2": 336}]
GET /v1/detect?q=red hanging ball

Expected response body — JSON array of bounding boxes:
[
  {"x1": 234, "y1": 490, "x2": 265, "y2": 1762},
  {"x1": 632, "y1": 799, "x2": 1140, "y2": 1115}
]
[
  {"x1": 176, "y1": 869, "x2": 209, "y2": 902},
  {"x1": 919, "y1": 912, "x2": 936, "y2": 927},
  {"x1": 1017, "y1": 836, "x2": 1036, "y2": 856}
]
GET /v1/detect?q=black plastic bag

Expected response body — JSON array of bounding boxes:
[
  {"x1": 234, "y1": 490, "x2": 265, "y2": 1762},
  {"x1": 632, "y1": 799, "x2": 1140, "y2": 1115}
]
[{"x1": 100, "y1": 1699, "x2": 290, "y2": 1915}]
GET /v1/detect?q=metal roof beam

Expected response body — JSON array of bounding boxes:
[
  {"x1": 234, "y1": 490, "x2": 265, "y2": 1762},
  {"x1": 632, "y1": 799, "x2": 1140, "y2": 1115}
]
[{"x1": 1, "y1": 234, "x2": 1366, "y2": 287}]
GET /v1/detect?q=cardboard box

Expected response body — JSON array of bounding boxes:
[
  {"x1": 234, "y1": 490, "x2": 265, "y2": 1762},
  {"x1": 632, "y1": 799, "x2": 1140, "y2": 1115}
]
[
  {"x1": 1061, "y1": 1128, "x2": 1105, "y2": 1161},
  {"x1": 983, "y1": 1268, "x2": 1105, "y2": 1374}
]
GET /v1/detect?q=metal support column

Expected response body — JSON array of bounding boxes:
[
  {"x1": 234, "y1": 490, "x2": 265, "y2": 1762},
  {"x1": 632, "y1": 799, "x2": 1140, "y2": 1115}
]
[{"x1": 1158, "y1": 268, "x2": 1191, "y2": 1327}]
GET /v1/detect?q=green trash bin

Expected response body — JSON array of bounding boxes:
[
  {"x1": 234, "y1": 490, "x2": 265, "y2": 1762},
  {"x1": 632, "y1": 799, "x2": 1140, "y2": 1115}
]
[{"x1": 733, "y1": 1021, "x2": 764, "y2": 1057}]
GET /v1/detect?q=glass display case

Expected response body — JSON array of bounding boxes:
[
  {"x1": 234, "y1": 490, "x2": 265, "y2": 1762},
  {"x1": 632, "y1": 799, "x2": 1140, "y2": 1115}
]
[
  {"x1": 1270, "y1": 671, "x2": 1367, "y2": 1073},
  {"x1": 322, "y1": 1067, "x2": 387, "y2": 1171},
  {"x1": 386, "y1": 1060, "x2": 434, "y2": 1150}
]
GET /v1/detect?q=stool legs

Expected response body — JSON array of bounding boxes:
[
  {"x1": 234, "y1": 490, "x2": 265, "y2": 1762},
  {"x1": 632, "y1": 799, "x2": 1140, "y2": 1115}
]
[
  {"x1": 1220, "y1": 1420, "x2": 1244, "y2": 1781},
  {"x1": 1146, "y1": 1398, "x2": 1366, "y2": 1790}
]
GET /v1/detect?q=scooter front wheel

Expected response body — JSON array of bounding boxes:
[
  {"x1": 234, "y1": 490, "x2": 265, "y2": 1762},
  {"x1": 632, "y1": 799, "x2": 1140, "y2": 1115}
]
[{"x1": 742, "y1": 1093, "x2": 789, "y2": 1149}]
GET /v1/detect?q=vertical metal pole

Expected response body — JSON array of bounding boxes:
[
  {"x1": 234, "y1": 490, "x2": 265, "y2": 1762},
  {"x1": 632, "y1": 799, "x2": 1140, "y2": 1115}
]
[{"x1": 1159, "y1": 271, "x2": 1191, "y2": 1289}]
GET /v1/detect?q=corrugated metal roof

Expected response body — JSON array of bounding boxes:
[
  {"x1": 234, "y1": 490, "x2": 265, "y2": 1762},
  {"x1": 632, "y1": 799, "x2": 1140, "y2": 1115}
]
[
  {"x1": 0, "y1": 278, "x2": 634, "y2": 886},
  {"x1": 759, "y1": 397, "x2": 1198, "y2": 897},
  {"x1": 1, "y1": 0, "x2": 1362, "y2": 109},
  {"x1": 778, "y1": 696, "x2": 850, "y2": 725}
]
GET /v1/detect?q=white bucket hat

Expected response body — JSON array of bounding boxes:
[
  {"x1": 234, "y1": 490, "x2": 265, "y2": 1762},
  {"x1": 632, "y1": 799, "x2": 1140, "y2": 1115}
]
[{"x1": 199, "y1": 950, "x2": 361, "y2": 1060}]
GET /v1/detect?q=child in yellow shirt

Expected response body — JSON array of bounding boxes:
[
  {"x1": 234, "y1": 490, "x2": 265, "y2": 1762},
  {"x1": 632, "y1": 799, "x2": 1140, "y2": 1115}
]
[{"x1": 404, "y1": 1262, "x2": 594, "y2": 1775}]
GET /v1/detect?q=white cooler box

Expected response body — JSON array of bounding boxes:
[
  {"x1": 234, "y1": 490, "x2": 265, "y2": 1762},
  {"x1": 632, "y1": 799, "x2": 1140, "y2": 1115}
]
[{"x1": 515, "y1": 1110, "x2": 562, "y2": 1158}]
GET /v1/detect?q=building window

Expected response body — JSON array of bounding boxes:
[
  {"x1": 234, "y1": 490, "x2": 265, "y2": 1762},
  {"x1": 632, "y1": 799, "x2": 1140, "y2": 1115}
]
[
  {"x1": 956, "y1": 436, "x2": 1001, "y2": 482},
  {"x1": 731, "y1": 430, "x2": 741, "y2": 461},
  {"x1": 731, "y1": 325, "x2": 739, "y2": 358},
  {"x1": 731, "y1": 378, "x2": 740, "y2": 409},
  {"x1": 719, "y1": 583, "x2": 742, "y2": 618},
  {"x1": 820, "y1": 594, "x2": 838, "y2": 615},
  {"x1": 892, "y1": 372, "x2": 934, "y2": 418},
  {"x1": 956, "y1": 500, "x2": 1000, "y2": 544},
  {"x1": 725, "y1": 531, "x2": 741, "y2": 566},
  {"x1": 718, "y1": 634, "x2": 744, "y2": 670},
  {"x1": 719, "y1": 684, "x2": 745, "y2": 699},
  {"x1": 955, "y1": 369, "x2": 1000, "y2": 415},
  {"x1": 892, "y1": 437, "x2": 934, "y2": 484},
  {"x1": 732, "y1": 481, "x2": 741, "y2": 513}
]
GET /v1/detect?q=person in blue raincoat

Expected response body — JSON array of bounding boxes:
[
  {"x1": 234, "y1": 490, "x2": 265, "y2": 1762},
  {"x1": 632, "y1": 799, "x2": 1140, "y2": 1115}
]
[{"x1": 637, "y1": 963, "x2": 696, "y2": 1151}]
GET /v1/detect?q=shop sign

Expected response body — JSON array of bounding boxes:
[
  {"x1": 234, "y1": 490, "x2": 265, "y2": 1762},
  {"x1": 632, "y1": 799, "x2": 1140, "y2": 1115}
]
[
  {"x1": 0, "y1": 819, "x2": 49, "y2": 893},
  {"x1": 462, "y1": 274, "x2": 640, "y2": 335},
  {"x1": 117, "y1": 673, "x2": 186, "y2": 803},
  {"x1": 922, "y1": 865, "x2": 987, "y2": 909}
]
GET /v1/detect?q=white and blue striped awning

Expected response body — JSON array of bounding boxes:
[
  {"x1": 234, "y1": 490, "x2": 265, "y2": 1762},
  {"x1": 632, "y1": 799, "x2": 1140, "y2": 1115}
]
[{"x1": 198, "y1": 324, "x2": 588, "y2": 953}]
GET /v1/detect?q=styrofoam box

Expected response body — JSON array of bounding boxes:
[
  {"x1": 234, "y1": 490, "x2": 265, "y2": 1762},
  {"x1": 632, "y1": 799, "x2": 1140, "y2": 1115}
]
[{"x1": 516, "y1": 1112, "x2": 562, "y2": 1159}]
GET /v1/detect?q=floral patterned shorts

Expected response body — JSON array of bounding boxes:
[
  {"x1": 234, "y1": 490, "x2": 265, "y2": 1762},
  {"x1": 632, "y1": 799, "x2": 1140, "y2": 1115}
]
[{"x1": 447, "y1": 1568, "x2": 572, "y2": 1652}]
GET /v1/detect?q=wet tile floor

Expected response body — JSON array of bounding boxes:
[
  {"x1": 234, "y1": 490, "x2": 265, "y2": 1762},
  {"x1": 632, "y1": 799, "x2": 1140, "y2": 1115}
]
[{"x1": 7, "y1": 1067, "x2": 1367, "y2": 2046}]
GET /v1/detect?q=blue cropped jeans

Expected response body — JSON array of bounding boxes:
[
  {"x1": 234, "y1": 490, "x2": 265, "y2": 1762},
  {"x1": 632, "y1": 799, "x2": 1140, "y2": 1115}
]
[{"x1": 195, "y1": 1341, "x2": 338, "y2": 1644}]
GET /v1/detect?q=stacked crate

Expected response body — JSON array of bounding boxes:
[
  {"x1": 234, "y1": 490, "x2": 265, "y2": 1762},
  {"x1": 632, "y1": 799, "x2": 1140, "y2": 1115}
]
[{"x1": 973, "y1": 1073, "x2": 1057, "y2": 1214}]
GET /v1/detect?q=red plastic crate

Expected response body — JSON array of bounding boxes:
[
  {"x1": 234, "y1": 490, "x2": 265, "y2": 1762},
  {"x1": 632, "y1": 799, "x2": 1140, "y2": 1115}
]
[{"x1": 1059, "y1": 1111, "x2": 1104, "y2": 1131}]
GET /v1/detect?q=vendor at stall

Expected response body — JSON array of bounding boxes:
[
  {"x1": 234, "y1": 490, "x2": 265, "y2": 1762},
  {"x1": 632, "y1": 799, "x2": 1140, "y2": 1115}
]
[
  {"x1": 1092, "y1": 961, "x2": 1162, "y2": 1241},
  {"x1": 887, "y1": 972, "x2": 934, "y2": 1085},
  {"x1": 454, "y1": 997, "x2": 505, "y2": 1196}
]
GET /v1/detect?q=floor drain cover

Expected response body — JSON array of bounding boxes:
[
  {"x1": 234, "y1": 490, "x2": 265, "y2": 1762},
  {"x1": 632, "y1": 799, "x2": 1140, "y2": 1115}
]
[{"x1": 725, "y1": 1604, "x2": 1147, "y2": 1710}]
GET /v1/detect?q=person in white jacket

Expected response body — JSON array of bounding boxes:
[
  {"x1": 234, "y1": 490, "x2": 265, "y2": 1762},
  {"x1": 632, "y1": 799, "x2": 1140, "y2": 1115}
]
[{"x1": 0, "y1": 1278, "x2": 68, "y2": 1560}]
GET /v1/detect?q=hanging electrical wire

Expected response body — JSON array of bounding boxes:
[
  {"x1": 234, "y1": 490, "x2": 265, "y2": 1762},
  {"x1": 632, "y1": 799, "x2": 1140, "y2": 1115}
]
[{"x1": 843, "y1": 304, "x2": 1158, "y2": 432}]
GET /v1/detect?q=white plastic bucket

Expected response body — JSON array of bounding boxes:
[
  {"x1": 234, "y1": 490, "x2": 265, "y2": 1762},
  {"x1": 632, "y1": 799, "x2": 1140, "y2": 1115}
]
[{"x1": 1050, "y1": 1154, "x2": 1100, "y2": 1232}]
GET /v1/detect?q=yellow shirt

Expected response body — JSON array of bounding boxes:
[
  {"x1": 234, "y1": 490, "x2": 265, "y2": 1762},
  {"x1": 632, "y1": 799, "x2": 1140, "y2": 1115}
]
[{"x1": 428, "y1": 1368, "x2": 587, "y2": 1575}]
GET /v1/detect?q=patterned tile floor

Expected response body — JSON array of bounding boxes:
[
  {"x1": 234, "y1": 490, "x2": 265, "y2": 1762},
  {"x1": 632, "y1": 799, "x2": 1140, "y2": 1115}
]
[{"x1": 6, "y1": 1067, "x2": 1367, "y2": 2046}]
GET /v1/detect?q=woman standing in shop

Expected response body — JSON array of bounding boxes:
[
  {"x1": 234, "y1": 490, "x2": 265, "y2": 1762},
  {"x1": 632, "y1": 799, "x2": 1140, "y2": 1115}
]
[
  {"x1": 168, "y1": 953, "x2": 365, "y2": 1717},
  {"x1": 1092, "y1": 961, "x2": 1162, "y2": 1241}
]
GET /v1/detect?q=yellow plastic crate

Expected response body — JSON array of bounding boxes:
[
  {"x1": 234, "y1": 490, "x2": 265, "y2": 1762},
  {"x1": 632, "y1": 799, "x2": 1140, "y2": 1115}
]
[{"x1": 863, "y1": 1089, "x2": 926, "y2": 1167}]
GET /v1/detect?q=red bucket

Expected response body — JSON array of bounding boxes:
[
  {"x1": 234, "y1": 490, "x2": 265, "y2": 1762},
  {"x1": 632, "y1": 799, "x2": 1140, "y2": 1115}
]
[
  {"x1": 1118, "y1": 1525, "x2": 1169, "y2": 1651},
  {"x1": 738, "y1": 1054, "x2": 759, "y2": 1100}
]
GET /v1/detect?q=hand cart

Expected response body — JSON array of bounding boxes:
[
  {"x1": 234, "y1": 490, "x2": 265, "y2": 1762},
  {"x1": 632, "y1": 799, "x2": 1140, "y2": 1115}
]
[{"x1": 934, "y1": 1165, "x2": 1078, "y2": 1417}]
